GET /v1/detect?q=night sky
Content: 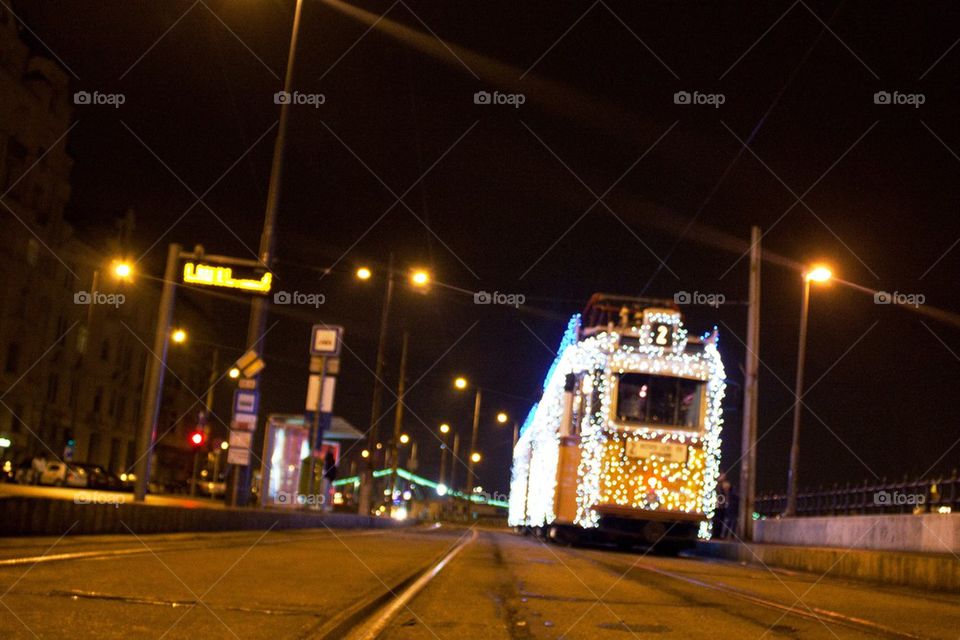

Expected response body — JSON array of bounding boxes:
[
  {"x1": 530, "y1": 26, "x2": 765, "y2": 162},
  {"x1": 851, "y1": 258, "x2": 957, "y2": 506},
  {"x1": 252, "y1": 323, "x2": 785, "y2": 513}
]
[{"x1": 14, "y1": 0, "x2": 960, "y2": 497}]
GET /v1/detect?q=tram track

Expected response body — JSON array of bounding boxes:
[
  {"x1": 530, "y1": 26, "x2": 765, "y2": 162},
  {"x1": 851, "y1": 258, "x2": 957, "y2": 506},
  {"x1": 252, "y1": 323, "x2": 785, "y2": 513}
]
[
  {"x1": 572, "y1": 547, "x2": 931, "y2": 640},
  {"x1": 0, "y1": 527, "x2": 403, "y2": 568}
]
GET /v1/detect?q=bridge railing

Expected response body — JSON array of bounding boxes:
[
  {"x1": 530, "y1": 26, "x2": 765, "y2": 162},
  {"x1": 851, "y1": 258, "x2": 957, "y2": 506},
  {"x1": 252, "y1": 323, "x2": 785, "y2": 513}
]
[{"x1": 754, "y1": 470, "x2": 960, "y2": 517}]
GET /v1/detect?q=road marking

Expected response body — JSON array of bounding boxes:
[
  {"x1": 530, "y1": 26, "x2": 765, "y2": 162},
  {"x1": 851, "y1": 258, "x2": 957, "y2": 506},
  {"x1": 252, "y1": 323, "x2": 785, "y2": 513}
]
[{"x1": 344, "y1": 528, "x2": 478, "y2": 640}]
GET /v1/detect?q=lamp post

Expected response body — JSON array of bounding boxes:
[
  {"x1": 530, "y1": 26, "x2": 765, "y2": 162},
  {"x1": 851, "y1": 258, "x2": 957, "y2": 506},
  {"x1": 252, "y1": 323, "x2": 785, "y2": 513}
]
[
  {"x1": 497, "y1": 411, "x2": 518, "y2": 450},
  {"x1": 784, "y1": 264, "x2": 832, "y2": 517},
  {"x1": 357, "y1": 262, "x2": 430, "y2": 514},
  {"x1": 233, "y1": 0, "x2": 305, "y2": 507},
  {"x1": 453, "y1": 377, "x2": 483, "y2": 499},
  {"x1": 438, "y1": 423, "x2": 451, "y2": 487}
]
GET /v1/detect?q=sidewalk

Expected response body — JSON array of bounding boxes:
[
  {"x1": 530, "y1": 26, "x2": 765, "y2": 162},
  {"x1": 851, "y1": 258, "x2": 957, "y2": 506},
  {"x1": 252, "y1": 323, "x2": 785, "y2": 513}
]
[{"x1": 695, "y1": 538, "x2": 960, "y2": 591}]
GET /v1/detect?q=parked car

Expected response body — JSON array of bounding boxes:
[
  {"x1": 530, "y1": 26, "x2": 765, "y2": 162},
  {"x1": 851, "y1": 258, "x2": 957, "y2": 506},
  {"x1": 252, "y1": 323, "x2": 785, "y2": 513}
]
[
  {"x1": 38, "y1": 462, "x2": 88, "y2": 487},
  {"x1": 71, "y1": 463, "x2": 130, "y2": 492}
]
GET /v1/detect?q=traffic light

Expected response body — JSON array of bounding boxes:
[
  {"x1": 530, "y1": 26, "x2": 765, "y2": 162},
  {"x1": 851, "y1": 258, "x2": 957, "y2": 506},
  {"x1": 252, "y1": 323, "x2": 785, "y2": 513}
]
[{"x1": 189, "y1": 430, "x2": 206, "y2": 448}]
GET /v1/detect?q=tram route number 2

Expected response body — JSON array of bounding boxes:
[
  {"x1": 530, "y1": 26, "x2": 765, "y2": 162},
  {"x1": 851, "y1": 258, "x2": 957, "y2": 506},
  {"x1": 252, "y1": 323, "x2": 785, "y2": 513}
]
[{"x1": 651, "y1": 322, "x2": 672, "y2": 347}]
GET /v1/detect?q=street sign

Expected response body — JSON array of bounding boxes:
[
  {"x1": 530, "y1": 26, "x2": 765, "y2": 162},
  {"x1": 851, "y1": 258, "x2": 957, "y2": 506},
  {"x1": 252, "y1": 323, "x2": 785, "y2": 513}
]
[
  {"x1": 305, "y1": 374, "x2": 336, "y2": 413},
  {"x1": 310, "y1": 325, "x2": 343, "y2": 356},
  {"x1": 231, "y1": 414, "x2": 257, "y2": 432},
  {"x1": 238, "y1": 378, "x2": 257, "y2": 390},
  {"x1": 233, "y1": 389, "x2": 259, "y2": 415},
  {"x1": 227, "y1": 447, "x2": 251, "y2": 466},
  {"x1": 228, "y1": 430, "x2": 253, "y2": 449},
  {"x1": 235, "y1": 349, "x2": 266, "y2": 378}
]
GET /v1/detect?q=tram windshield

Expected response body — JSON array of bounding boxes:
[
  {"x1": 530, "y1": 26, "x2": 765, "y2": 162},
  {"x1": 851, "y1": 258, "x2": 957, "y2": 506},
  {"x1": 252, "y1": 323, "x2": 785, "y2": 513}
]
[{"x1": 615, "y1": 373, "x2": 703, "y2": 429}]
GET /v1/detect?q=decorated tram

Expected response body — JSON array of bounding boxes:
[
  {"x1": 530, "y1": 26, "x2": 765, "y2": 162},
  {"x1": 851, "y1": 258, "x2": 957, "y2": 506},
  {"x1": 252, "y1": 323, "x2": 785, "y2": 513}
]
[{"x1": 508, "y1": 294, "x2": 726, "y2": 548}]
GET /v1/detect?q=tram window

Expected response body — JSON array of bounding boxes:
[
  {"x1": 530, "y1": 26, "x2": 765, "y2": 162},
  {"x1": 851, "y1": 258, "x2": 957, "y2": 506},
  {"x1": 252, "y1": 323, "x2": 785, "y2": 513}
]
[{"x1": 616, "y1": 373, "x2": 703, "y2": 429}]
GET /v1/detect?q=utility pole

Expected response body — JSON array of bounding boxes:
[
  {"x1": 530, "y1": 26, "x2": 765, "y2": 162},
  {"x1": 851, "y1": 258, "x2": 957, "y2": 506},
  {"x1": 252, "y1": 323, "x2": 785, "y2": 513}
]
[
  {"x1": 737, "y1": 226, "x2": 761, "y2": 539},
  {"x1": 359, "y1": 253, "x2": 394, "y2": 515},
  {"x1": 231, "y1": 0, "x2": 305, "y2": 507},
  {"x1": 387, "y1": 332, "x2": 408, "y2": 515},
  {"x1": 465, "y1": 387, "x2": 482, "y2": 498},
  {"x1": 133, "y1": 243, "x2": 180, "y2": 502},
  {"x1": 785, "y1": 273, "x2": 812, "y2": 517},
  {"x1": 450, "y1": 432, "x2": 460, "y2": 492}
]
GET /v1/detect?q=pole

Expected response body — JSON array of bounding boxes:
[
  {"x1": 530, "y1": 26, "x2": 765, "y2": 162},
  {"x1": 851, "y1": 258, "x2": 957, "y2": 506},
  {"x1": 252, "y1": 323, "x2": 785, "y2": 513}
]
[
  {"x1": 450, "y1": 433, "x2": 460, "y2": 492},
  {"x1": 388, "y1": 332, "x2": 408, "y2": 515},
  {"x1": 737, "y1": 225, "x2": 761, "y2": 540},
  {"x1": 465, "y1": 387, "x2": 482, "y2": 498},
  {"x1": 785, "y1": 276, "x2": 811, "y2": 517},
  {"x1": 439, "y1": 432, "x2": 448, "y2": 487},
  {"x1": 232, "y1": 0, "x2": 305, "y2": 507},
  {"x1": 133, "y1": 243, "x2": 180, "y2": 502},
  {"x1": 359, "y1": 253, "x2": 394, "y2": 515},
  {"x1": 512, "y1": 421, "x2": 519, "y2": 451},
  {"x1": 190, "y1": 449, "x2": 200, "y2": 497},
  {"x1": 307, "y1": 357, "x2": 326, "y2": 507}
]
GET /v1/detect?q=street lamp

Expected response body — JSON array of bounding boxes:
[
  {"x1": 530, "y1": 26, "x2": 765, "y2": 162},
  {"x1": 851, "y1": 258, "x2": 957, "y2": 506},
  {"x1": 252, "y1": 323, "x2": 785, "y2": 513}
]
[
  {"x1": 497, "y1": 411, "x2": 519, "y2": 449},
  {"x1": 438, "y1": 423, "x2": 451, "y2": 487},
  {"x1": 410, "y1": 268, "x2": 430, "y2": 288},
  {"x1": 399, "y1": 433, "x2": 410, "y2": 445},
  {"x1": 171, "y1": 328, "x2": 187, "y2": 344},
  {"x1": 785, "y1": 263, "x2": 833, "y2": 516},
  {"x1": 470, "y1": 452, "x2": 482, "y2": 464},
  {"x1": 356, "y1": 266, "x2": 372, "y2": 281},
  {"x1": 228, "y1": 367, "x2": 240, "y2": 379},
  {"x1": 454, "y1": 376, "x2": 483, "y2": 497},
  {"x1": 113, "y1": 261, "x2": 133, "y2": 280}
]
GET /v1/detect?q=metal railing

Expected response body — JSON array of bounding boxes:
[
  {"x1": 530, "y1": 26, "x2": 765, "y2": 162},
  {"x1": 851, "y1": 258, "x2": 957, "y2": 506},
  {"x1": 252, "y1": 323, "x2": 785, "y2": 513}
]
[{"x1": 755, "y1": 470, "x2": 960, "y2": 517}]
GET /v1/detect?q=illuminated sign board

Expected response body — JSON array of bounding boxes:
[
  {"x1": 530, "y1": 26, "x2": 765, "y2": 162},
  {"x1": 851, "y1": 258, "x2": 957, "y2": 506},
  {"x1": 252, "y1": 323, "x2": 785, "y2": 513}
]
[{"x1": 182, "y1": 262, "x2": 272, "y2": 293}]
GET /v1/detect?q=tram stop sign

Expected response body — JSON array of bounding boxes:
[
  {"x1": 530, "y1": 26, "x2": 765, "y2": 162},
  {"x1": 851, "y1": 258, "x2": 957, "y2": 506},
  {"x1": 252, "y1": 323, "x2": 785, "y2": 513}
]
[{"x1": 310, "y1": 325, "x2": 343, "y2": 356}]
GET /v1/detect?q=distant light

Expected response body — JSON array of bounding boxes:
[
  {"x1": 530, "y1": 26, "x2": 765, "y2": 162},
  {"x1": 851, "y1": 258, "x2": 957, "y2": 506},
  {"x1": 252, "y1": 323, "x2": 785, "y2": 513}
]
[
  {"x1": 375, "y1": 443, "x2": 383, "y2": 450},
  {"x1": 200, "y1": 470, "x2": 208, "y2": 478},
  {"x1": 220, "y1": 441, "x2": 229, "y2": 450},
  {"x1": 436, "y1": 484, "x2": 448, "y2": 496},
  {"x1": 228, "y1": 367, "x2": 240, "y2": 379},
  {"x1": 356, "y1": 267, "x2": 372, "y2": 280},
  {"x1": 190, "y1": 431, "x2": 204, "y2": 446},
  {"x1": 439, "y1": 423, "x2": 450, "y2": 434},
  {"x1": 410, "y1": 269, "x2": 430, "y2": 287},
  {"x1": 2, "y1": 461, "x2": 11, "y2": 473},
  {"x1": 0, "y1": 437, "x2": 10, "y2": 448},
  {"x1": 119, "y1": 473, "x2": 128, "y2": 482},
  {"x1": 470, "y1": 452, "x2": 481, "y2": 463},
  {"x1": 496, "y1": 412, "x2": 508, "y2": 424},
  {"x1": 113, "y1": 261, "x2": 133, "y2": 279},
  {"x1": 806, "y1": 265, "x2": 832, "y2": 283},
  {"x1": 454, "y1": 377, "x2": 468, "y2": 390},
  {"x1": 938, "y1": 506, "x2": 952, "y2": 514},
  {"x1": 391, "y1": 507, "x2": 408, "y2": 521},
  {"x1": 402, "y1": 490, "x2": 412, "y2": 501},
  {"x1": 399, "y1": 434, "x2": 410, "y2": 445},
  {"x1": 474, "y1": 485, "x2": 483, "y2": 494},
  {"x1": 361, "y1": 449, "x2": 370, "y2": 458},
  {"x1": 171, "y1": 329, "x2": 187, "y2": 344}
]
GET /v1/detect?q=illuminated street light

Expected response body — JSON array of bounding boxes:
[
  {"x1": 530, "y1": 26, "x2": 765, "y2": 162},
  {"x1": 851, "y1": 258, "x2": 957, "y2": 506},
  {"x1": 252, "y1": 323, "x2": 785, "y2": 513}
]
[
  {"x1": 439, "y1": 423, "x2": 450, "y2": 434},
  {"x1": 399, "y1": 433, "x2": 410, "y2": 445},
  {"x1": 470, "y1": 452, "x2": 482, "y2": 463},
  {"x1": 356, "y1": 266, "x2": 372, "y2": 280},
  {"x1": 171, "y1": 329, "x2": 187, "y2": 344},
  {"x1": 410, "y1": 269, "x2": 430, "y2": 287},
  {"x1": 454, "y1": 376, "x2": 468, "y2": 390},
  {"x1": 220, "y1": 441, "x2": 229, "y2": 450},
  {"x1": 786, "y1": 262, "x2": 834, "y2": 516},
  {"x1": 806, "y1": 264, "x2": 832, "y2": 283},
  {"x1": 496, "y1": 412, "x2": 508, "y2": 424},
  {"x1": 228, "y1": 367, "x2": 240, "y2": 379},
  {"x1": 113, "y1": 261, "x2": 133, "y2": 280},
  {"x1": 361, "y1": 449, "x2": 370, "y2": 458}
]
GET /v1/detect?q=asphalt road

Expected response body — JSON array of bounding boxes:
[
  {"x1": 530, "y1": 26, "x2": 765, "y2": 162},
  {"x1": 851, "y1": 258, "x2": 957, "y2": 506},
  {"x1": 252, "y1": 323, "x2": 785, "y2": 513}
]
[{"x1": 0, "y1": 525, "x2": 957, "y2": 639}]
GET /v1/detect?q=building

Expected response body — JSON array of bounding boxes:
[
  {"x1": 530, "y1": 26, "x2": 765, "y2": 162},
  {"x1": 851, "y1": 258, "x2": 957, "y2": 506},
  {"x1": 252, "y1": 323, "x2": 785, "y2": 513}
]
[{"x1": 0, "y1": 11, "x2": 220, "y2": 487}]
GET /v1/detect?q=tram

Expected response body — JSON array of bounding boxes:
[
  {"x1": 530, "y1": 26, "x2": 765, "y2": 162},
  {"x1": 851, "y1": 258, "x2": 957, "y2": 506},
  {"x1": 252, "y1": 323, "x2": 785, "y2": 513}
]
[{"x1": 508, "y1": 294, "x2": 726, "y2": 548}]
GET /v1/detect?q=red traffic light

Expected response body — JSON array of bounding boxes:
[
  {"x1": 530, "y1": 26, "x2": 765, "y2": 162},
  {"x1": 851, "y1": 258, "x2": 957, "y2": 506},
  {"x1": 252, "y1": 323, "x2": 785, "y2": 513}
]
[{"x1": 189, "y1": 430, "x2": 206, "y2": 447}]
